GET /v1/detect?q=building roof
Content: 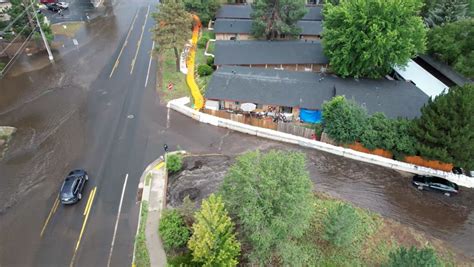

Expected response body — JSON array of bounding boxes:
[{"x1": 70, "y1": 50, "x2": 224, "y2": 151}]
[
  {"x1": 215, "y1": 5, "x2": 322, "y2": 21},
  {"x1": 206, "y1": 66, "x2": 429, "y2": 119},
  {"x1": 214, "y1": 40, "x2": 329, "y2": 65},
  {"x1": 418, "y1": 55, "x2": 472, "y2": 87},
  {"x1": 393, "y1": 59, "x2": 449, "y2": 98},
  {"x1": 213, "y1": 19, "x2": 322, "y2": 36}
]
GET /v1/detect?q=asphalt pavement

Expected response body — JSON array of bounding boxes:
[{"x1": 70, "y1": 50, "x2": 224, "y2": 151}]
[{"x1": 0, "y1": 1, "x2": 219, "y2": 266}]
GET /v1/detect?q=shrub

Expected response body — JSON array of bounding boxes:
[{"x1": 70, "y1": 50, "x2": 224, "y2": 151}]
[
  {"x1": 360, "y1": 113, "x2": 397, "y2": 151},
  {"x1": 197, "y1": 36, "x2": 209, "y2": 49},
  {"x1": 206, "y1": 56, "x2": 214, "y2": 66},
  {"x1": 391, "y1": 118, "x2": 417, "y2": 159},
  {"x1": 167, "y1": 154, "x2": 183, "y2": 174},
  {"x1": 323, "y1": 203, "x2": 360, "y2": 248},
  {"x1": 158, "y1": 209, "x2": 191, "y2": 251},
  {"x1": 322, "y1": 96, "x2": 368, "y2": 144},
  {"x1": 0, "y1": 62, "x2": 5, "y2": 72},
  {"x1": 197, "y1": 64, "x2": 213, "y2": 76},
  {"x1": 385, "y1": 246, "x2": 441, "y2": 267}
]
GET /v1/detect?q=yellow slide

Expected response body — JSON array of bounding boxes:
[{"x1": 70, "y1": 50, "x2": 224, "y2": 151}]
[{"x1": 186, "y1": 14, "x2": 205, "y2": 110}]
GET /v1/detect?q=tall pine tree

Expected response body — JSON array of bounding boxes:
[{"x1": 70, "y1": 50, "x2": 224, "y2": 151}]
[
  {"x1": 188, "y1": 194, "x2": 240, "y2": 267},
  {"x1": 152, "y1": 0, "x2": 192, "y2": 72},
  {"x1": 424, "y1": 0, "x2": 469, "y2": 27},
  {"x1": 251, "y1": 0, "x2": 307, "y2": 40},
  {"x1": 412, "y1": 84, "x2": 474, "y2": 170}
]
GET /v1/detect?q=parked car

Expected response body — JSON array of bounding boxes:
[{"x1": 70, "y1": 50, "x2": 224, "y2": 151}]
[
  {"x1": 60, "y1": 169, "x2": 89, "y2": 204},
  {"x1": 412, "y1": 175, "x2": 459, "y2": 196},
  {"x1": 46, "y1": 3, "x2": 61, "y2": 12},
  {"x1": 56, "y1": 2, "x2": 69, "y2": 9}
]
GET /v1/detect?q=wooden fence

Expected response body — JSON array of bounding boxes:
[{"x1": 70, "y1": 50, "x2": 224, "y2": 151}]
[
  {"x1": 277, "y1": 122, "x2": 314, "y2": 139},
  {"x1": 202, "y1": 109, "x2": 315, "y2": 138}
]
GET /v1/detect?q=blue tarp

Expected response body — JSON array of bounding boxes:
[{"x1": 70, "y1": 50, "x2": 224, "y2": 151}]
[{"x1": 300, "y1": 109, "x2": 322, "y2": 123}]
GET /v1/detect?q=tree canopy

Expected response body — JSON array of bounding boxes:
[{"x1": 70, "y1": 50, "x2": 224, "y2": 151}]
[
  {"x1": 187, "y1": 194, "x2": 240, "y2": 267},
  {"x1": 184, "y1": 0, "x2": 220, "y2": 25},
  {"x1": 323, "y1": 203, "x2": 361, "y2": 248},
  {"x1": 220, "y1": 150, "x2": 314, "y2": 265},
  {"x1": 423, "y1": 0, "x2": 470, "y2": 27},
  {"x1": 412, "y1": 84, "x2": 474, "y2": 170},
  {"x1": 322, "y1": 96, "x2": 368, "y2": 145},
  {"x1": 385, "y1": 246, "x2": 441, "y2": 267},
  {"x1": 427, "y1": 19, "x2": 474, "y2": 79},
  {"x1": 152, "y1": 0, "x2": 192, "y2": 71},
  {"x1": 251, "y1": 0, "x2": 307, "y2": 40},
  {"x1": 322, "y1": 0, "x2": 426, "y2": 78}
]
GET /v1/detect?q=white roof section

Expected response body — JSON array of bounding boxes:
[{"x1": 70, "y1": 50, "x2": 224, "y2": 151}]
[{"x1": 394, "y1": 59, "x2": 449, "y2": 98}]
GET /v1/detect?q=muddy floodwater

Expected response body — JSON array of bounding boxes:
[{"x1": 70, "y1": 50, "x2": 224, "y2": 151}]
[{"x1": 168, "y1": 149, "x2": 474, "y2": 261}]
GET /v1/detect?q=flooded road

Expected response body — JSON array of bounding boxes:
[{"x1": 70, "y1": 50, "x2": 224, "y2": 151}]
[
  {"x1": 0, "y1": 1, "x2": 473, "y2": 264},
  {"x1": 167, "y1": 132, "x2": 474, "y2": 260}
]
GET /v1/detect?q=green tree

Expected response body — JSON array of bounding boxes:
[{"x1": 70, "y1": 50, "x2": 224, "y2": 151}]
[
  {"x1": 322, "y1": 96, "x2": 368, "y2": 145},
  {"x1": 412, "y1": 84, "x2": 474, "y2": 170},
  {"x1": 152, "y1": 0, "x2": 192, "y2": 72},
  {"x1": 184, "y1": 0, "x2": 220, "y2": 25},
  {"x1": 220, "y1": 150, "x2": 314, "y2": 265},
  {"x1": 167, "y1": 153, "x2": 183, "y2": 174},
  {"x1": 360, "y1": 113, "x2": 396, "y2": 151},
  {"x1": 158, "y1": 209, "x2": 191, "y2": 251},
  {"x1": 251, "y1": 0, "x2": 307, "y2": 40},
  {"x1": 427, "y1": 19, "x2": 474, "y2": 78},
  {"x1": 385, "y1": 246, "x2": 441, "y2": 267},
  {"x1": 323, "y1": 203, "x2": 360, "y2": 248},
  {"x1": 424, "y1": 0, "x2": 469, "y2": 27},
  {"x1": 187, "y1": 194, "x2": 240, "y2": 267},
  {"x1": 392, "y1": 118, "x2": 417, "y2": 159},
  {"x1": 178, "y1": 195, "x2": 196, "y2": 227},
  {"x1": 3, "y1": 0, "x2": 52, "y2": 43},
  {"x1": 323, "y1": 0, "x2": 426, "y2": 78}
]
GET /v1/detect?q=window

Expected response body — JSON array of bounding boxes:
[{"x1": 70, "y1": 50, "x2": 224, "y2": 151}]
[
  {"x1": 281, "y1": 106, "x2": 293, "y2": 114},
  {"x1": 256, "y1": 103, "x2": 263, "y2": 109},
  {"x1": 235, "y1": 101, "x2": 240, "y2": 105},
  {"x1": 230, "y1": 36, "x2": 236, "y2": 40}
]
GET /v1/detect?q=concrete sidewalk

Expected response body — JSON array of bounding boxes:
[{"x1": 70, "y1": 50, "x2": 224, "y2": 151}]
[{"x1": 144, "y1": 162, "x2": 167, "y2": 267}]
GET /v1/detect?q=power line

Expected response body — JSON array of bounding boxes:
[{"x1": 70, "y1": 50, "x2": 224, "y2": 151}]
[
  {"x1": 0, "y1": 28, "x2": 34, "y2": 77},
  {"x1": 0, "y1": 2, "x2": 35, "y2": 33}
]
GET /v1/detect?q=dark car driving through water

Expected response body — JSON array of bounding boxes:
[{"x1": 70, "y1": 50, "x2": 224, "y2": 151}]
[
  {"x1": 412, "y1": 175, "x2": 459, "y2": 196},
  {"x1": 60, "y1": 169, "x2": 89, "y2": 204}
]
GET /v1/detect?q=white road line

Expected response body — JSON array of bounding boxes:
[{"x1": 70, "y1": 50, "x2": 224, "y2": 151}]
[
  {"x1": 109, "y1": 10, "x2": 139, "y2": 78},
  {"x1": 106, "y1": 174, "x2": 129, "y2": 267},
  {"x1": 145, "y1": 41, "x2": 155, "y2": 88}
]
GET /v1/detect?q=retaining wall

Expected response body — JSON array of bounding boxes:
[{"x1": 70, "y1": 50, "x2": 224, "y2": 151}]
[{"x1": 167, "y1": 98, "x2": 474, "y2": 188}]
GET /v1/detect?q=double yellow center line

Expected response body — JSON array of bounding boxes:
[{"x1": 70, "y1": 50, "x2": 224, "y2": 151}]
[{"x1": 70, "y1": 186, "x2": 97, "y2": 267}]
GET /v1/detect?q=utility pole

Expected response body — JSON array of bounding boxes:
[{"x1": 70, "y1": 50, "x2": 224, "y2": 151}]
[{"x1": 28, "y1": 1, "x2": 54, "y2": 62}]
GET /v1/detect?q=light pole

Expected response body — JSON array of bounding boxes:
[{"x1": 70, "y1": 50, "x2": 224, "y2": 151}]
[{"x1": 30, "y1": 1, "x2": 54, "y2": 62}]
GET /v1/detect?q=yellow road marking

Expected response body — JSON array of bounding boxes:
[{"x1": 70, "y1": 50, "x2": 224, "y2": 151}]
[
  {"x1": 40, "y1": 195, "x2": 59, "y2": 237},
  {"x1": 130, "y1": 5, "x2": 150, "y2": 75},
  {"x1": 109, "y1": 9, "x2": 139, "y2": 78},
  {"x1": 83, "y1": 187, "x2": 95, "y2": 216},
  {"x1": 153, "y1": 162, "x2": 164, "y2": 171},
  {"x1": 70, "y1": 186, "x2": 97, "y2": 267}
]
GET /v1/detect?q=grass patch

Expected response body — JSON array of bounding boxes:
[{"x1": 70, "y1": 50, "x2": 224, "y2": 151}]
[
  {"x1": 159, "y1": 49, "x2": 189, "y2": 102},
  {"x1": 134, "y1": 201, "x2": 150, "y2": 267},
  {"x1": 145, "y1": 173, "x2": 152, "y2": 186},
  {"x1": 51, "y1": 22, "x2": 84, "y2": 38},
  {"x1": 194, "y1": 30, "x2": 215, "y2": 94},
  {"x1": 167, "y1": 251, "x2": 197, "y2": 266},
  {"x1": 309, "y1": 193, "x2": 459, "y2": 266}
]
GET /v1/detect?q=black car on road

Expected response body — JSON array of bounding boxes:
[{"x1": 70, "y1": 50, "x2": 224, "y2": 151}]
[
  {"x1": 412, "y1": 175, "x2": 459, "y2": 196},
  {"x1": 60, "y1": 169, "x2": 89, "y2": 204}
]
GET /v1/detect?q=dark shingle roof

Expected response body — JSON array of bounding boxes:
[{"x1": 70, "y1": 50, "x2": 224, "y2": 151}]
[
  {"x1": 214, "y1": 19, "x2": 322, "y2": 36},
  {"x1": 206, "y1": 66, "x2": 429, "y2": 119},
  {"x1": 418, "y1": 55, "x2": 472, "y2": 86},
  {"x1": 215, "y1": 5, "x2": 322, "y2": 21},
  {"x1": 214, "y1": 40, "x2": 328, "y2": 65},
  {"x1": 216, "y1": 5, "x2": 252, "y2": 19}
]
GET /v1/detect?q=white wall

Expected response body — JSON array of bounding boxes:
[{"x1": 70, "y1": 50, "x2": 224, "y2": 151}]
[{"x1": 168, "y1": 97, "x2": 474, "y2": 188}]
